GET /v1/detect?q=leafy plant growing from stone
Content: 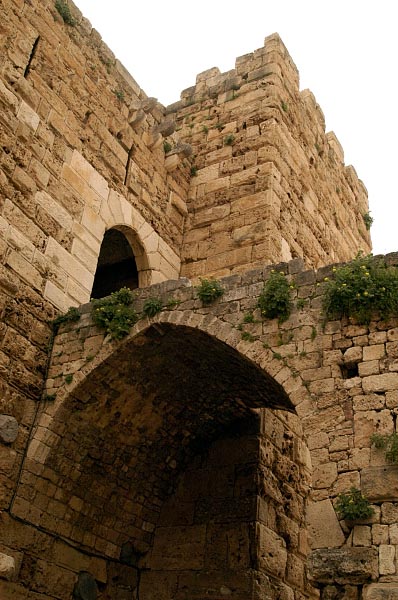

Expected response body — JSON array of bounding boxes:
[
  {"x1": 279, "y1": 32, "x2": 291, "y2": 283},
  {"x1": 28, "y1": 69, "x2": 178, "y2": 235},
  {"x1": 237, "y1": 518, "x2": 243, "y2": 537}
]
[
  {"x1": 363, "y1": 212, "x2": 374, "y2": 230},
  {"x1": 371, "y1": 432, "x2": 398, "y2": 463},
  {"x1": 52, "y1": 306, "x2": 80, "y2": 333},
  {"x1": 196, "y1": 278, "x2": 224, "y2": 305},
  {"x1": 55, "y1": 0, "x2": 75, "y2": 25},
  {"x1": 224, "y1": 134, "x2": 235, "y2": 146},
  {"x1": 322, "y1": 253, "x2": 398, "y2": 324},
  {"x1": 335, "y1": 488, "x2": 374, "y2": 521},
  {"x1": 258, "y1": 270, "x2": 293, "y2": 323},
  {"x1": 92, "y1": 287, "x2": 138, "y2": 340},
  {"x1": 143, "y1": 297, "x2": 163, "y2": 318},
  {"x1": 163, "y1": 141, "x2": 172, "y2": 153}
]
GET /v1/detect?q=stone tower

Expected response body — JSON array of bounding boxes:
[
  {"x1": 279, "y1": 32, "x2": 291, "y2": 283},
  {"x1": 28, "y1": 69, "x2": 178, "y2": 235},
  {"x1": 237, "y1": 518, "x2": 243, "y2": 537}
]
[{"x1": 3, "y1": 1, "x2": 396, "y2": 600}]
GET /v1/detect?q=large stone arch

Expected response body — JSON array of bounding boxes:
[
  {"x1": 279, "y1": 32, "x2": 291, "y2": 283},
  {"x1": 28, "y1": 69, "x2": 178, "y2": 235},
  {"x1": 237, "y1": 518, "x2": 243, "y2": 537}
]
[{"x1": 15, "y1": 312, "x2": 313, "y2": 599}]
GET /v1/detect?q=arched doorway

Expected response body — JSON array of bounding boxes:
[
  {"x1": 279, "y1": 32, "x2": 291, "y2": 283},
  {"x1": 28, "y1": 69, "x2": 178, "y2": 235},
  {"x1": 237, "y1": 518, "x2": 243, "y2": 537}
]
[
  {"x1": 91, "y1": 226, "x2": 149, "y2": 299},
  {"x1": 15, "y1": 324, "x2": 312, "y2": 599}
]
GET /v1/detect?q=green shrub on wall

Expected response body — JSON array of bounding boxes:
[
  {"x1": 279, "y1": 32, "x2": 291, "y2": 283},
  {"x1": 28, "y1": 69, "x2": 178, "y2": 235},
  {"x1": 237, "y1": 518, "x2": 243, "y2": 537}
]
[
  {"x1": 196, "y1": 278, "x2": 224, "y2": 305},
  {"x1": 335, "y1": 488, "x2": 374, "y2": 521},
  {"x1": 323, "y1": 254, "x2": 398, "y2": 324},
  {"x1": 258, "y1": 270, "x2": 293, "y2": 323},
  {"x1": 371, "y1": 432, "x2": 398, "y2": 463},
  {"x1": 92, "y1": 288, "x2": 138, "y2": 340}
]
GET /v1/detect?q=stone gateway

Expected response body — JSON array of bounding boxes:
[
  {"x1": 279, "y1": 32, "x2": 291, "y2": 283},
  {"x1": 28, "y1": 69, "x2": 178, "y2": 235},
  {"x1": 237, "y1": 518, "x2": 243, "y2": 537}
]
[{"x1": 1, "y1": 1, "x2": 397, "y2": 599}]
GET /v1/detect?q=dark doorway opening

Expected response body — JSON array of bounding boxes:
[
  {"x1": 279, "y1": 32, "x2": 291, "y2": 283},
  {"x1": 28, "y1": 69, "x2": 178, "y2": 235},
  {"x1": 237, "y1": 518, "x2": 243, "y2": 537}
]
[{"x1": 91, "y1": 228, "x2": 139, "y2": 299}]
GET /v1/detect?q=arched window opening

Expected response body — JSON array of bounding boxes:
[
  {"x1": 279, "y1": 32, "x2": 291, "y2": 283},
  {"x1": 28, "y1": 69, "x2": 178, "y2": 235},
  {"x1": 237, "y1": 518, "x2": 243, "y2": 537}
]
[{"x1": 91, "y1": 228, "x2": 139, "y2": 299}]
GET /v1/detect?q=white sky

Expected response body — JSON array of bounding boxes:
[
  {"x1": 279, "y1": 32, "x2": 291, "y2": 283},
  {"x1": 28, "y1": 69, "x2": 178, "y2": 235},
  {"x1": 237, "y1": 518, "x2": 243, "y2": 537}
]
[{"x1": 73, "y1": 0, "x2": 398, "y2": 256}]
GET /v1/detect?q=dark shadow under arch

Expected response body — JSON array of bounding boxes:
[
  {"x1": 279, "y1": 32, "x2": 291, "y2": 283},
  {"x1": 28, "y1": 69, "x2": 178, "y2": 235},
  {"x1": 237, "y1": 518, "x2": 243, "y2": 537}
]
[{"x1": 15, "y1": 324, "x2": 311, "y2": 598}]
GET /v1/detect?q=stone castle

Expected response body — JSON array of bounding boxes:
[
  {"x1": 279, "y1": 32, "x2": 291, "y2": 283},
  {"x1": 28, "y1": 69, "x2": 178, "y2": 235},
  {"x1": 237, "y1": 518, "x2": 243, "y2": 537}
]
[{"x1": 1, "y1": 0, "x2": 397, "y2": 599}]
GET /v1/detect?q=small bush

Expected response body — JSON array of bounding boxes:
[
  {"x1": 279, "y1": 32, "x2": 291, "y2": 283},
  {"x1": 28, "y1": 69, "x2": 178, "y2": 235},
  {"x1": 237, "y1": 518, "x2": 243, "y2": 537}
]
[
  {"x1": 363, "y1": 212, "x2": 374, "y2": 230},
  {"x1": 55, "y1": 0, "x2": 75, "y2": 25},
  {"x1": 143, "y1": 297, "x2": 163, "y2": 318},
  {"x1": 224, "y1": 134, "x2": 235, "y2": 146},
  {"x1": 241, "y1": 331, "x2": 256, "y2": 342},
  {"x1": 52, "y1": 306, "x2": 80, "y2": 332},
  {"x1": 371, "y1": 432, "x2": 398, "y2": 463},
  {"x1": 196, "y1": 278, "x2": 224, "y2": 305},
  {"x1": 335, "y1": 488, "x2": 374, "y2": 521},
  {"x1": 243, "y1": 313, "x2": 255, "y2": 323},
  {"x1": 92, "y1": 287, "x2": 138, "y2": 340},
  {"x1": 113, "y1": 89, "x2": 125, "y2": 101},
  {"x1": 322, "y1": 254, "x2": 398, "y2": 324},
  {"x1": 258, "y1": 271, "x2": 292, "y2": 323},
  {"x1": 163, "y1": 141, "x2": 172, "y2": 153}
]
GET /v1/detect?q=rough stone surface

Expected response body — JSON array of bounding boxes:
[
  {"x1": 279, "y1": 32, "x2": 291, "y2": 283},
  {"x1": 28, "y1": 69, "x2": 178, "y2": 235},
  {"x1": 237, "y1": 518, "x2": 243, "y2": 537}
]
[
  {"x1": 306, "y1": 500, "x2": 345, "y2": 549},
  {"x1": 363, "y1": 583, "x2": 398, "y2": 599},
  {"x1": 307, "y1": 548, "x2": 378, "y2": 585},
  {"x1": 0, "y1": 0, "x2": 395, "y2": 599},
  {"x1": 361, "y1": 466, "x2": 398, "y2": 502},
  {"x1": 0, "y1": 415, "x2": 18, "y2": 444},
  {"x1": 0, "y1": 553, "x2": 15, "y2": 581}
]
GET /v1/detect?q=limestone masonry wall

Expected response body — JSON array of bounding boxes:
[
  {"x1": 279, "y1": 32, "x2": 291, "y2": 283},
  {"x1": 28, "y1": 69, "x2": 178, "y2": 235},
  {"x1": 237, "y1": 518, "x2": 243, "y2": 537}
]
[
  {"x1": 0, "y1": 0, "x2": 383, "y2": 598},
  {"x1": 168, "y1": 36, "x2": 371, "y2": 279}
]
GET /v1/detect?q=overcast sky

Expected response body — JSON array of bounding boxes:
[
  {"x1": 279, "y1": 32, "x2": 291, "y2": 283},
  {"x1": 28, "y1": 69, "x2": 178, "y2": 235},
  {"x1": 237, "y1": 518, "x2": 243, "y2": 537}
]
[{"x1": 73, "y1": 0, "x2": 397, "y2": 257}]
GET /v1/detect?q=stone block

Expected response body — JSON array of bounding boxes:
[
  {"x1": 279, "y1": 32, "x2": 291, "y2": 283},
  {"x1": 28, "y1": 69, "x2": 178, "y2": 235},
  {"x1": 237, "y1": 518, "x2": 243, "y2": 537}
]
[
  {"x1": 372, "y1": 524, "x2": 389, "y2": 545},
  {"x1": 0, "y1": 415, "x2": 18, "y2": 443},
  {"x1": 363, "y1": 373, "x2": 398, "y2": 393},
  {"x1": 147, "y1": 525, "x2": 206, "y2": 570},
  {"x1": 379, "y1": 545, "x2": 395, "y2": 575},
  {"x1": 307, "y1": 547, "x2": 378, "y2": 585},
  {"x1": 0, "y1": 552, "x2": 15, "y2": 581},
  {"x1": 312, "y1": 462, "x2": 338, "y2": 489},
  {"x1": 352, "y1": 525, "x2": 371, "y2": 547},
  {"x1": 17, "y1": 100, "x2": 40, "y2": 132},
  {"x1": 363, "y1": 345, "x2": 385, "y2": 361},
  {"x1": 363, "y1": 583, "x2": 398, "y2": 599},
  {"x1": 257, "y1": 524, "x2": 287, "y2": 578},
  {"x1": 306, "y1": 499, "x2": 345, "y2": 549},
  {"x1": 361, "y1": 466, "x2": 398, "y2": 502}
]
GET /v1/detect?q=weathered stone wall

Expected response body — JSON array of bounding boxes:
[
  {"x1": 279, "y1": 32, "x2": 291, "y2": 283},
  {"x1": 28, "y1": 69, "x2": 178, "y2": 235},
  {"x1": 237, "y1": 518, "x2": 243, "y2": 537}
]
[
  {"x1": 167, "y1": 34, "x2": 371, "y2": 279},
  {"x1": 1, "y1": 0, "x2": 187, "y2": 314},
  {"x1": 0, "y1": 0, "x2": 380, "y2": 597},
  {"x1": 21, "y1": 255, "x2": 398, "y2": 598}
]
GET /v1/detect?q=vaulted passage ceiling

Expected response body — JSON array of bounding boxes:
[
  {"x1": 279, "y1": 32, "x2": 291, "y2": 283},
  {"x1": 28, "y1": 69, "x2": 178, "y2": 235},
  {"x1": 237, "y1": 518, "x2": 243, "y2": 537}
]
[{"x1": 25, "y1": 324, "x2": 295, "y2": 556}]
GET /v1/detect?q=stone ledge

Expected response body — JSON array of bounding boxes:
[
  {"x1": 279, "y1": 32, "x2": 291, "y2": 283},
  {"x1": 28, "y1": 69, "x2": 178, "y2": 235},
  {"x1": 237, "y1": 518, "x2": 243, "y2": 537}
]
[{"x1": 308, "y1": 547, "x2": 378, "y2": 585}]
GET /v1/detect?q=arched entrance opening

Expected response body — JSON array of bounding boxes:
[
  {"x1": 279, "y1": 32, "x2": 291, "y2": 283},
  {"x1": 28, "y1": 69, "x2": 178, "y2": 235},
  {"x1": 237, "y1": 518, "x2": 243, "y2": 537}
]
[
  {"x1": 15, "y1": 324, "x2": 311, "y2": 598},
  {"x1": 91, "y1": 226, "x2": 147, "y2": 299}
]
